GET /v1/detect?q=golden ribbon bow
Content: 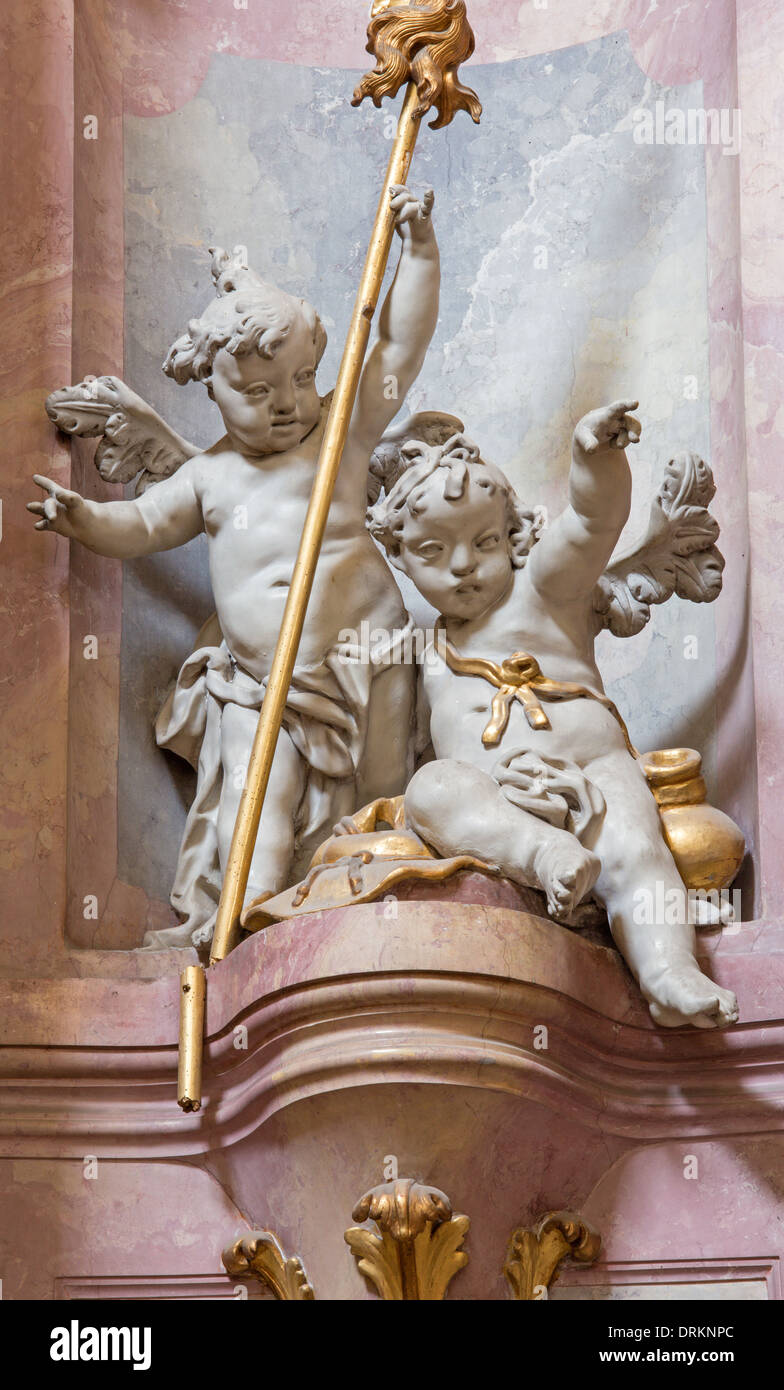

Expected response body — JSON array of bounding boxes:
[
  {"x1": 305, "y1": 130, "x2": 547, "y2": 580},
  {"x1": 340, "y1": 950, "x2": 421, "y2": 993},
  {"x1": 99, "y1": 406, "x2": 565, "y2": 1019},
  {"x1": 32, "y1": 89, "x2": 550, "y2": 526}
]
[{"x1": 434, "y1": 619, "x2": 637, "y2": 756}]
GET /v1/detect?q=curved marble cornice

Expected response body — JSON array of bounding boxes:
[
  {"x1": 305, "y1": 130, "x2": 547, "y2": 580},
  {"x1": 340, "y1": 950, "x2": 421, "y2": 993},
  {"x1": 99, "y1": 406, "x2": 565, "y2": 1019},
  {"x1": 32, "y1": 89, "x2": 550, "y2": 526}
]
[{"x1": 0, "y1": 904, "x2": 781, "y2": 1157}]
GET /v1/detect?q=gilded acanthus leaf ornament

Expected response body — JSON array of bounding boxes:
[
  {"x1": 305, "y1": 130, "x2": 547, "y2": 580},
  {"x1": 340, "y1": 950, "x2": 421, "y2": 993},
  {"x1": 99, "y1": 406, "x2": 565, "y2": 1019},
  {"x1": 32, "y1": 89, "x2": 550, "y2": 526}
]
[
  {"x1": 352, "y1": 0, "x2": 482, "y2": 129},
  {"x1": 345, "y1": 1178, "x2": 469, "y2": 1300},
  {"x1": 504, "y1": 1211, "x2": 601, "y2": 1301},
  {"x1": 222, "y1": 1230, "x2": 315, "y2": 1301}
]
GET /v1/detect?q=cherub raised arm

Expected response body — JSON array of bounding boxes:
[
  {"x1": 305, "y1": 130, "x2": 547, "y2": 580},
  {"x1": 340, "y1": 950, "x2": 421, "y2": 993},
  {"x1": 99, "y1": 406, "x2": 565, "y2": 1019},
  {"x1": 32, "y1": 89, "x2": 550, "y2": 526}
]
[
  {"x1": 368, "y1": 407, "x2": 738, "y2": 1030},
  {"x1": 32, "y1": 185, "x2": 450, "y2": 949}
]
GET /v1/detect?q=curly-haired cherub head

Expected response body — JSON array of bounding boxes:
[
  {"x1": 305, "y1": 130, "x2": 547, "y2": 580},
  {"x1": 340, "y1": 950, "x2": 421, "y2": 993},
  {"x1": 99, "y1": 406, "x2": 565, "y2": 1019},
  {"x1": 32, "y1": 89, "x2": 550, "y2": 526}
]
[
  {"x1": 163, "y1": 246, "x2": 327, "y2": 456},
  {"x1": 368, "y1": 433, "x2": 545, "y2": 620}
]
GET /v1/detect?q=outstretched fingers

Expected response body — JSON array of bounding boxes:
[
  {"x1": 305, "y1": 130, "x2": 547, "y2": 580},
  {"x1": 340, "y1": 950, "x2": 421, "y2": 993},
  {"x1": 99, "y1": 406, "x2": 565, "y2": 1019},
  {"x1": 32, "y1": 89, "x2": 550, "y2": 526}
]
[
  {"x1": 607, "y1": 399, "x2": 641, "y2": 448},
  {"x1": 576, "y1": 399, "x2": 642, "y2": 453},
  {"x1": 28, "y1": 475, "x2": 80, "y2": 528}
]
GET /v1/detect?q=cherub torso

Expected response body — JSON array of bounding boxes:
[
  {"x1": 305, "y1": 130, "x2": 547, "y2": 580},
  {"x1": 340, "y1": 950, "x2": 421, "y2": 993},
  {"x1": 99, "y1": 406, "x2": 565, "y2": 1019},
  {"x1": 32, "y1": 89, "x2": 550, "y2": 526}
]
[
  {"x1": 423, "y1": 566, "x2": 630, "y2": 771},
  {"x1": 193, "y1": 412, "x2": 405, "y2": 679}
]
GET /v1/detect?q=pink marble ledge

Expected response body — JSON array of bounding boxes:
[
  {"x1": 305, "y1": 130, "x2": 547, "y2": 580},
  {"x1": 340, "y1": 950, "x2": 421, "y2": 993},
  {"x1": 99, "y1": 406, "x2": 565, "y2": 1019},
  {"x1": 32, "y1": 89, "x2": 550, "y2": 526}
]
[
  {"x1": 0, "y1": 898, "x2": 781, "y2": 1166},
  {"x1": 0, "y1": 888, "x2": 782, "y2": 1050}
]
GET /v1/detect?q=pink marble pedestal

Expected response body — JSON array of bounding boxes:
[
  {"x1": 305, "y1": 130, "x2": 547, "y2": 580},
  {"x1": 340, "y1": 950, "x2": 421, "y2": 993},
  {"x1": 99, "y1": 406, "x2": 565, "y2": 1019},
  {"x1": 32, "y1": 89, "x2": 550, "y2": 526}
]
[
  {"x1": 190, "y1": 895, "x2": 784, "y2": 1300},
  {"x1": 1, "y1": 889, "x2": 782, "y2": 1299}
]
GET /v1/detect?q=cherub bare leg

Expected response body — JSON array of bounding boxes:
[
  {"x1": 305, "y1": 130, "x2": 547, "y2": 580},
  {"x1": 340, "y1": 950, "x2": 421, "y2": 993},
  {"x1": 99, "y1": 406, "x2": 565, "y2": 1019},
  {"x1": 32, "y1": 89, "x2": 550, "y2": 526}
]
[
  {"x1": 583, "y1": 751, "x2": 738, "y2": 1029},
  {"x1": 405, "y1": 759, "x2": 600, "y2": 920},
  {"x1": 357, "y1": 664, "x2": 415, "y2": 806},
  {"x1": 216, "y1": 704, "x2": 306, "y2": 940}
]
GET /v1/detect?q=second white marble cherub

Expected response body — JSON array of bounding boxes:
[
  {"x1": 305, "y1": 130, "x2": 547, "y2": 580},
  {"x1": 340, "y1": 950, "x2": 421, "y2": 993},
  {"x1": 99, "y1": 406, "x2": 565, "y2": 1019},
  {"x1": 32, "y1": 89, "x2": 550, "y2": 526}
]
[{"x1": 368, "y1": 406, "x2": 739, "y2": 1029}]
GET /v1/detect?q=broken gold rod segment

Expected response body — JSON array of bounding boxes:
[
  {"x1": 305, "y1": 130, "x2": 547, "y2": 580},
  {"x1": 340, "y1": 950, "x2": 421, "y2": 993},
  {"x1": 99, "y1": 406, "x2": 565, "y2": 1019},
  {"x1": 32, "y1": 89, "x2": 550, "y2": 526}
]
[
  {"x1": 209, "y1": 2, "x2": 481, "y2": 966},
  {"x1": 177, "y1": 964, "x2": 206, "y2": 1111}
]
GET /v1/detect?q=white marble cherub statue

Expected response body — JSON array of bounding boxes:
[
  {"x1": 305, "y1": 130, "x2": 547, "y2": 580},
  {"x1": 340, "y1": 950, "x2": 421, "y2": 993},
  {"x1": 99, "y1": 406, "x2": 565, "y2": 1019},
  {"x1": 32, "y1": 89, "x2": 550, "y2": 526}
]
[
  {"x1": 368, "y1": 407, "x2": 738, "y2": 1029},
  {"x1": 32, "y1": 184, "x2": 455, "y2": 949}
]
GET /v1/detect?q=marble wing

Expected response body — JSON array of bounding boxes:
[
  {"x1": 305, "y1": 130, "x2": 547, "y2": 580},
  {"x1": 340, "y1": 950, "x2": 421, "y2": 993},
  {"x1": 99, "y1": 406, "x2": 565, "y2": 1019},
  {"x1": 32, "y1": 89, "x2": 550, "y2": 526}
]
[
  {"x1": 367, "y1": 409, "x2": 465, "y2": 504},
  {"x1": 593, "y1": 451, "x2": 725, "y2": 638},
  {"x1": 45, "y1": 375, "x2": 199, "y2": 495}
]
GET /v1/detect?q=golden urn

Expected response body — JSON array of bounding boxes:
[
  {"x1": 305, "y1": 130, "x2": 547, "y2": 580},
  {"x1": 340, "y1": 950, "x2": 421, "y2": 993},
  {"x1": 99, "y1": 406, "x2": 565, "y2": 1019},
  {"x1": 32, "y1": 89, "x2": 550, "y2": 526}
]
[{"x1": 642, "y1": 748, "x2": 745, "y2": 891}]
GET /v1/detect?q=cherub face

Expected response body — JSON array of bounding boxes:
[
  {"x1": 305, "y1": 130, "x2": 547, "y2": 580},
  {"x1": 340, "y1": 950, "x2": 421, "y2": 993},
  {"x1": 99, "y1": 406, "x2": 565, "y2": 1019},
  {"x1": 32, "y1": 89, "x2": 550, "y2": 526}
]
[
  {"x1": 394, "y1": 476, "x2": 514, "y2": 621},
  {"x1": 210, "y1": 315, "x2": 321, "y2": 456}
]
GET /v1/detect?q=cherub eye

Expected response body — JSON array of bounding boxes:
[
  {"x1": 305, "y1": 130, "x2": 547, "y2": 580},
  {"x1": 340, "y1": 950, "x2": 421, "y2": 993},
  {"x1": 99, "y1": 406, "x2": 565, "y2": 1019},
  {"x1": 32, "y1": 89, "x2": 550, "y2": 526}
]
[
  {"x1": 416, "y1": 542, "x2": 443, "y2": 561},
  {"x1": 243, "y1": 382, "x2": 270, "y2": 397},
  {"x1": 476, "y1": 532, "x2": 501, "y2": 551},
  {"x1": 294, "y1": 369, "x2": 315, "y2": 386}
]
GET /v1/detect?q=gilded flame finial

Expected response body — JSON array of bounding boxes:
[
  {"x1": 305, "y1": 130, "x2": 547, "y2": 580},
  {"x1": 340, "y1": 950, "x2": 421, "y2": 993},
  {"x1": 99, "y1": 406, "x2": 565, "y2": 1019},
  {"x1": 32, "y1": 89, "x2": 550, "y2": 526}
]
[{"x1": 352, "y1": 0, "x2": 482, "y2": 129}]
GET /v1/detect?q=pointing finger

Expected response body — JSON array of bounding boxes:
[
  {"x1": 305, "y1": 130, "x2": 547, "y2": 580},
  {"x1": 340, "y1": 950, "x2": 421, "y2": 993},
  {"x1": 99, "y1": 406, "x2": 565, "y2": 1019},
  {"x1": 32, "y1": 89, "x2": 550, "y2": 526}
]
[{"x1": 33, "y1": 473, "x2": 58, "y2": 493}]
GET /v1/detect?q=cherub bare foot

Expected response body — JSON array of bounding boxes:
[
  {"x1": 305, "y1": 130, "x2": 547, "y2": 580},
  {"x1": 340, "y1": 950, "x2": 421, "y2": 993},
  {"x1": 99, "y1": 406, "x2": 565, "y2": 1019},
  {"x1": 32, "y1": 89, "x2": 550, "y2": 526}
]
[
  {"x1": 689, "y1": 895, "x2": 735, "y2": 929},
  {"x1": 641, "y1": 956, "x2": 739, "y2": 1029},
  {"x1": 533, "y1": 839, "x2": 600, "y2": 922}
]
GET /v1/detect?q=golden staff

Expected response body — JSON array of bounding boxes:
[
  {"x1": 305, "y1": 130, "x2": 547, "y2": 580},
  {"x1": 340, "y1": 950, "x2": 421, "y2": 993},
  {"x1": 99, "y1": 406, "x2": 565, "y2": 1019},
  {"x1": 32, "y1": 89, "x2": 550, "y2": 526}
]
[
  {"x1": 177, "y1": 964, "x2": 206, "y2": 1111},
  {"x1": 208, "y1": 1, "x2": 481, "y2": 968}
]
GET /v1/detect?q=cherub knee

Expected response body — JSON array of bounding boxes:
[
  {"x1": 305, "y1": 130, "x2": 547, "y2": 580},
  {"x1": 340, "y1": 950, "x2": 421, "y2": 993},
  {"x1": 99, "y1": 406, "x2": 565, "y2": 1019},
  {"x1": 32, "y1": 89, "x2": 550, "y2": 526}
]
[
  {"x1": 406, "y1": 758, "x2": 494, "y2": 851},
  {"x1": 405, "y1": 761, "x2": 456, "y2": 839}
]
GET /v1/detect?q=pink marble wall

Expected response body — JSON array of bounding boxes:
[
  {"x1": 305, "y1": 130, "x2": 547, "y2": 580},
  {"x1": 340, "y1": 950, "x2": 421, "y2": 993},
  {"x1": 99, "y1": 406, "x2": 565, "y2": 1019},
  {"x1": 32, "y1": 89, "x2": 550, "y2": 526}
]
[
  {"x1": 0, "y1": 0, "x2": 73, "y2": 973},
  {"x1": 736, "y1": 0, "x2": 784, "y2": 920}
]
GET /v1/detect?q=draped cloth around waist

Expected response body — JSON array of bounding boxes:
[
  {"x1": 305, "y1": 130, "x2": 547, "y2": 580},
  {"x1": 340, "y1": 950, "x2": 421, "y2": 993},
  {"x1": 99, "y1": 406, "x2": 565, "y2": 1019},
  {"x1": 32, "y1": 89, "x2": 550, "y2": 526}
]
[{"x1": 155, "y1": 613, "x2": 414, "y2": 938}]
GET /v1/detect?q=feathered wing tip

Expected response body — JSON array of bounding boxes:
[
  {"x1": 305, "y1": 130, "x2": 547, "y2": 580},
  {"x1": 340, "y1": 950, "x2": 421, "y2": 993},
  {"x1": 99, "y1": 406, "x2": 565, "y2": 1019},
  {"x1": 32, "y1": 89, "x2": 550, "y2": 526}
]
[
  {"x1": 44, "y1": 376, "x2": 198, "y2": 494},
  {"x1": 352, "y1": 0, "x2": 482, "y2": 129},
  {"x1": 594, "y1": 450, "x2": 725, "y2": 638}
]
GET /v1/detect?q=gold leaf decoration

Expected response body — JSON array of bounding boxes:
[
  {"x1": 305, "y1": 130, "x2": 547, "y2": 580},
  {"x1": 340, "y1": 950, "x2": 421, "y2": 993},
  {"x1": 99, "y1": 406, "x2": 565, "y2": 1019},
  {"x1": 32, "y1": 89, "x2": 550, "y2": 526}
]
[
  {"x1": 504, "y1": 1211, "x2": 601, "y2": 1301},
  {"x1": 345, "y1": 1177, "x2": 469, "y2": 1299},
  {"x1": 352, "y1": 1, "x2": 482, "y2": 129},
  {"x1": 222, "y1": 1230, "x2": 315, "y2": 1301}
]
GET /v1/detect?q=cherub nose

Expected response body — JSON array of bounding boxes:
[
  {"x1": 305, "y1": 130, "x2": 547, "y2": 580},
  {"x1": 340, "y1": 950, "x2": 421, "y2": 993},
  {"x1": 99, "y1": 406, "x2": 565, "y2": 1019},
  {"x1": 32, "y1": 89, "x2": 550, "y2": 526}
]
[
  {"x1": 450, "y1": 546, "x2": 476, "y2": 576},
  {"x1": 273, "y1": 387, "x2": 296, "y2": 416}
]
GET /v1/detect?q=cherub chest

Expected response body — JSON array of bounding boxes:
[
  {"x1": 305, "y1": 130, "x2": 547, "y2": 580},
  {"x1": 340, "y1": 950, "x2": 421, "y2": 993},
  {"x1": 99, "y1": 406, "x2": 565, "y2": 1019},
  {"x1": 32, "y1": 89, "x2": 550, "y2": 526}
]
[{"x1": 201, "y1": 468, "x2": 311, "y2": 537}]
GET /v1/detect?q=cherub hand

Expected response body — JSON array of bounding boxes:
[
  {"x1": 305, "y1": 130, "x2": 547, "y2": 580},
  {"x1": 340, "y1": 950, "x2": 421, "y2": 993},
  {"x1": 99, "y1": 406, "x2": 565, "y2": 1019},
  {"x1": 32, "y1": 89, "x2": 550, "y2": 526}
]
[
  {"x1": 575, "y1": 400, "x2": 641, "y2": 454},
  {"x1": 390, "y1": 183, "x2": 435, "y2": 243},
  {"x1": 27, "y1": 474, "x2": 88, "y2": 539}
]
